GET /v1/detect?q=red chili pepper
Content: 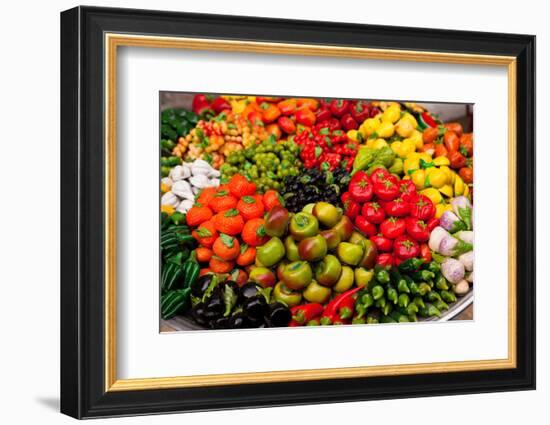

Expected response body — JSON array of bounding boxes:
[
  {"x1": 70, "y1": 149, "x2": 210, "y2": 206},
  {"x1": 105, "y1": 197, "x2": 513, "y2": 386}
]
[
  {"x1": 340, "y1": 113, "x2": 358, "y2": 131},
  {"x1": 383, "y1": 196, "x2": 411, "y2": 217},
  {"x1": 405, "y1": 217, "x2": 430, "y2": 242},
  {"x1": 376, "y1": 253, "x2": 394, "y2": 267},
  {"x1": 260, "y1": 102, "x2": 281, "y2": 124},
  {"x1": 349, "y1": 100, "x2": 371, "y2": 123},
  {"x1": 277, "y1": 99, "x2": 297, "y2": 116},
  {"x1": 211, "y1": 97, "x2": 231, "y2": 114},
  {"x1": 421, "y1": 111, "x2": 438, "y2": 128},
  {"x1": 355, "y1": 215, "x2": 377, "y2": 237},
  {"x1": 329, "y1": 99, "x2": 350, "y2": 117},
  {"x1": 349, "y1": 171, "x2": 373, "y2": 202},
  {"x1": 320, "y1": 287, "x2": 362, "y2": 324},
  {"x1": 393, "y1": 235, "x2": 420, "y2": 260},
  {"x1": 426, "y1": 217, "x2": 440, "y2": 231},
  {"x1": 256, "y1": 96, "x2": 282, "y2": 104},
  {"x1": 192, "y1": 94, "x2": 212, "y2": 116},
  {"x1": 370, "y1": 235, "x2": 393, "y2": 252},
  {"x1": 295, "y1": 108, "x2": 317, "y2": 126},
  {"x1": 341, "y1": 192, "x2": 361, "y2": 219},
  {"x1": 409, "y1": 194, "x2": 436, "y2": 221},
  {"x1": 289, "y1": 303, "x2": 324, "y2": 326},
  {"x1": 419, "y1": 243, "x2": 432, "y2": 263}
]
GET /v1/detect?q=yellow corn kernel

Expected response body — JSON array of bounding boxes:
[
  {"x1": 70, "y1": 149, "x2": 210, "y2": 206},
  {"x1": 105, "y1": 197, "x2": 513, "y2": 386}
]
[{"x1": 420, "y1": 188, "x2": 443, "y2": 205}]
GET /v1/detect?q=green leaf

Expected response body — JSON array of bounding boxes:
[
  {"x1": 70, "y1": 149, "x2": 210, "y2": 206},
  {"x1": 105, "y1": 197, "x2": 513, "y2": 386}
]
[
  {"x1": 321, "y1": 162, "x2": 330, "y2": 171},
  {"x1": 242, "y1": 196, "x2": 255, "y2": 204},
  {"x1": 224, "y1": 208, "x2": 239, "y2": 217},
  {"x1": 220, "y1": 233, "x2": 235, "y2": 248},
  {"x1": 319, "y1": 127, "x2": 329, "y2": 135},
  {"x1": 223, "y1": 284, "x2": 238, "y2": 317},
  {"x1": 240, "y1": 243, "x2": 249, "y2": 255},
  {"x1": 256, "y1": 225, "x2": 266, "y2": 237},
  {"x1": 196, "y1": 227, "x2": 212, "y2": 238}
]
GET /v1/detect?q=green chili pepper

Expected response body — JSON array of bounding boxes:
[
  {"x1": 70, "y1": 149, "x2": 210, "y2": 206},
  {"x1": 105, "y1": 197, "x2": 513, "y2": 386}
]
[
  {"x1": 397, "y1": 279, "x2": 410, "y2": 294},
  {"x1": 427, "y1": 261, "x2": 440, "y2": 273},
  {"x1": 360, "y1": 293, "x2": 374, "y2": 308},
  {"x1": 380, "y1": 315, "x2": 397, "y2": 324},
  {"x1": 366, "y1": 316, "x2": 379, "y2": 324},
  {"x1": 388, "y1": 157, "x2": 404, "y2": 175},
  {"x1": 440, "y1": 290, "x2": 457, "y2": 303},
  {"x1": 418, "y1": 282, "x2": 432, "y2": 296},
  {"x1": 170, "y1": 211, "x2": 185, "y2": 225},
  {"x1": 413, "y1": 270, "x2": 435, "y2": 282},
  {"x1": 403, "y1": 302, "x2": 419, "y2": 316},
  {"x1": 413, "y1": 296, "x2": 425, "y2": 309},
  {"x1": 376, "y1": 269, "x2": 391, "y2": 284},
  {"x1": 398, "y1": 293, "x2": 410, "y2": 308},
  {"x1": 386, "y1": 285, "x2": 398, "y2": 304},
  {"x1": 351, "y1": 146, "x2": 375, "y2": 174},
  {"x1": 419, "y1": 302, "x2": 441, "y2": 318},
  {"x1": 409, "y1": 281, "x2": 420, "y2": 295},
  {"x1": 382, "y1": 302, "x2": 393, "y2": 316},
  {"x1": 408, "y1": 313, "x2": 418, "y2": 322},
  {"x1": 433, "y1": 299, "x2": 449, "y2": 311},
  {"x1": 372, "y1": 285, "x2": 385, "y2": 300},
  {"x1": 352, "y1": 317, "x2": 367, "y2": 325},
  {"x1": 390, "y1": 311, "x2": 409, "y2": 323},
  {"x1": 426, "y1": 291, "x2": 442, "y2": 303},
  {"x1": 375, "y1": 297, "x2": 386, "y2": 309},
  {"x1": 398, "y1": 257, "x2": 424, "y2": 273},
  {"x1": 355, "y1": 303, "x2": 367, "y2": 319},
  {"x1": 435, "y1": 274, "x2": 449, "y2": 290}
]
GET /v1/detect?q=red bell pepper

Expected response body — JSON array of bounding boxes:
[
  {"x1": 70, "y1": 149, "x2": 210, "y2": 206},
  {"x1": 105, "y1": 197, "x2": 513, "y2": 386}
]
[
  {"x1": 398, "y1": 179, "x2": 417, "y2": 201},
  {"x1": 370, "y1": 235, "x2": 393, "y2": 252},
  {"x1": 355, "y1": 216, "x2": 377, "y2": 237},
  {"x1": 277, "y1": 116, "x2": 296, "y2": 134},
  {"x1": 340, "y1": 113, "x2": 358, "y2": 131},
  {"x1": 289, "y1": 303, "x2": 324, "y2": 326},
  {"x1": 260, "y1": 102, "x2": 281, "y2": 124},
  {"x1": 256, "y1": 96, "x2": 282, "y2": 104},
  {"x1": 379, "y1": 217, "x2": 406, "y2": 239},
  {"x1": 373, "y1": 175, "x2": 400, "y2": 201},
  {"x1": 295, "y1": 108, "x2": 316, "y2": 126},
  {"x1": 329, "y1": 99, "x2": 350, "y2": 117},
  {"x1": 393, "y1": 235, "x2": 420, "y2": 260},
  {"x1": 315, "y1": 107, "x2": 332, "y2": 123},
  {"x1": 419, "y1": 243, "x2": 432, "y2": 263},
  {"x1": 341, "y1": 192, "x2": 361, "y2": 219},
  {"x1": 349, "y1": 171, "x2": 373, "y2": 203},
  {"x1": 405, "y1": 218, "x2": 430, "y2": 242},
  {"x1": 383, "y1": 196, "x2": 411, "y2": 217},
  {"x1": 376, "y1": 253, "x2": 394, "y2": 267},
  {"x1": 408, "y1": 194, "x2": 436, "y2": 221},
  {"x1": 370, "y1": 167, "x2": 391, "y2": 185},
  {"x1": 277, "y1": 99, "x2": 297, "y2": 116},
  {"x1": 426, "y1": 217, "x2": 440, "y2": 231},
  {"x1": 349, "y1": 100, "x2": 371, "y2": 123},
  {"x1": 361, "y1": 201, "x2": 385, "y2": 224},
  {"x1": 192, "y1": 94, "x2": 212, "y2": 116},
  {"x1": 211, "y1": 97, "x2": 231, "y2": 114}
]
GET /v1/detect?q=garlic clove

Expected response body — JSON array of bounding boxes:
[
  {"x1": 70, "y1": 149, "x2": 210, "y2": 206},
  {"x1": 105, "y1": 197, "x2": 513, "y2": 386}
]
[
  {"x1": 189, "y1": 174, "x2": 209, "y2": 188},
  {"x1": 171, "y1": 180, "x2": 193, "y2": 198},
  {"x1": 161, "y1": 192, "x2": 180, "y2": 207},
  {"x1": 161, "y1": 177, "x2": 173, "y2": 189},
  {"x1": 176, "y1": 199, "x2": 194, "y2": 213}
]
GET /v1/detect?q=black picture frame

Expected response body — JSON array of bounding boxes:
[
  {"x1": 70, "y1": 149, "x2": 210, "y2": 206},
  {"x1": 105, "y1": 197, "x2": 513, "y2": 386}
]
[{"x1": 61, "y1": 6, "x2": 536, "y2": 419}]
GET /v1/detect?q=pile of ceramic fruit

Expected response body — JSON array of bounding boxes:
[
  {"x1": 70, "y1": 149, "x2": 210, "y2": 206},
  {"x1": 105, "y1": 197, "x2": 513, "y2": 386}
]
[{"x1": 160, "y1": 95, "x2": 474, "y2": 329}]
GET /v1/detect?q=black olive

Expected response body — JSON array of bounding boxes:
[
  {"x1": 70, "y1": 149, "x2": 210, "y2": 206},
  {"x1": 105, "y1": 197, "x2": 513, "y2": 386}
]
[
  {"x1": 239, "y1": 282, "x2": 261, "y2": 300},
  {"x1": 191, "y1": 274, "x2": 214, "y2": 297},
  {"x1": 266, "y1": 302, "x2": 292, "y2": 327},
  {"x1": 243, "y1": 295, "x2": 267, "y2": 320},
  {"x1": 229, "y1": 312, "x2": 252, "y2": 329}
]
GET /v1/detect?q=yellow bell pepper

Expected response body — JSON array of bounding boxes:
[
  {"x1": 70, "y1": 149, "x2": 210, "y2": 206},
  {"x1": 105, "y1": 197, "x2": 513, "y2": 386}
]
[
  {"x1": 372, "y1": 138, "x2": 389, "y2": 150},
  {"x1": 381, "y1": 105, "x2": 401, "y2": 123},
  {"x1": 420, "y1": 188, "x2": 443, "y2": 205},
  {"x1": 463, "y1": 184, "x2": 470, "y2": 197},
  {"x1": 395, "y1": 118, "x2": 415, "y2": 138},
  {"x1": 406, "y1": 130, "x2": 423, "y2": 150},
  {"x1": 377, "y1": 121, "x2": 395, "y2": 138},
  {"x1": 438, "y1": 184, "x2": 454, "y2": 198},
  {"x1": 439, "y1": 165, "x2": 455, "y2": 185},
  {"x1": 454, "y1": 175, "x2": 465, "y2": 196},
  {"x1": 411, "y1": 169, "x2": 426, "y2": 190},
  {"x1": 161, "y1": 205, "x2": 175, "y2": 215},
  {"x1": 231, "y1": 100, "x2": 247, "y2": 114},
  {"x1": 359, "y1": 118, "x2": 381, "y2": 137},
  {"x1": 401, "y1": 112, "x2": 418, "y2": 128},
  {"x1": 391, "y1": 139, "x2": 415, "y2": 158},
  {"x1": 433, "y1": 156, "x2": 450, "y2": 166},
  {"x1": 425, "y1": 168, "x2": 447, "y2": 188},
  {"x1": 347, "y1": 129, "x2": 361, "y2": 143},
  {"x1": 403, "y1": 152, "x2": 432, "y2": 175}
]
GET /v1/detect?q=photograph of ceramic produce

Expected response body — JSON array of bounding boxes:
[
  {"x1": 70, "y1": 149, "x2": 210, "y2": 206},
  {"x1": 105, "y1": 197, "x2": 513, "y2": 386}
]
[{"x1": 160, "y1": 93, "x2": 474, "y2": 332}]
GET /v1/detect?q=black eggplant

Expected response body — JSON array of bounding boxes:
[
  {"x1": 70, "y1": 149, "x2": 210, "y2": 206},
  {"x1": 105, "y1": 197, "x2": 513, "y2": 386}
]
[
  {"x1": 242, "y1": 295, "x2": 267, "y2": 320},
  {"x1": 191, "y1": 302, "x2": 208, "y2": 326},
  {"x1": 212, "y1": 316, "x2": 230, "y2": 329},
  {"x1": 229, "y1": 312, "x2": 253, "y2": 329},
  {"x1": 204, "y1": 288, "x2": 224, "y2": 321},
  {"x1": 191, "y1": 274, "x2": 214, "y2": 297},
  {"x1": 266, "y1": 302, "x2": 291, "y2": 327},
  {"x1": 239, "y1": 282, "x2": 262, "y2": 301}
]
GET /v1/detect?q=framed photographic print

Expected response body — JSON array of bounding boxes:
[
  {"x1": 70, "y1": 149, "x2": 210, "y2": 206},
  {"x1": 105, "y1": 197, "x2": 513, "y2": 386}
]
[{"x1": 60, "y1": 6, "x2": 536, "y2": 419}]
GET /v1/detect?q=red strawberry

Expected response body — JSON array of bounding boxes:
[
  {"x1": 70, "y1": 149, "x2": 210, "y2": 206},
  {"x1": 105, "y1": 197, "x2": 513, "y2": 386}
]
[
  {"x1": 191, "y1": 220, "x2": 218, "y2": 248},
  {"x1": 241, "y1": 218, "x2": 269, "y2": 246}
]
